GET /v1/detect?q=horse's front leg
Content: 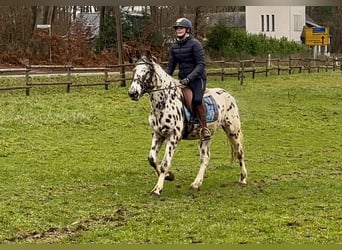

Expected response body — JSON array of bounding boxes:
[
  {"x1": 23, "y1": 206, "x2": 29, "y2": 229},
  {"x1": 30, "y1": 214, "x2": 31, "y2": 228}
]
[
  {"x1": 190, "y1": 139, "x2": 211, "y2": 190},
  {"x1": 148, "y1": 132, "x2": 165, "y2": 177},
  {"x1": 151, "y1": 135, "x2": 179, "y2": 196}
]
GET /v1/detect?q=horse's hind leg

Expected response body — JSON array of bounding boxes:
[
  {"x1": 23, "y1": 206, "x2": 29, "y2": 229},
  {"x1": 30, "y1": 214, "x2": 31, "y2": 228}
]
[
  {"x1": 223, "y1": 125, "x2": 247, "y2": 184},
  {"x1": 190, "y1": 139, "x2": 211, "y2": 190}
]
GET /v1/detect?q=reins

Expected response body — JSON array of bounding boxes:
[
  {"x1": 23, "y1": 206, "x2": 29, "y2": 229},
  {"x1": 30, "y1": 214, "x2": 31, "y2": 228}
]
[
  {"x1": 135, "y1": 58, "x2": 184, "y2": 94},
  {"x1": 146, "y1": 84, "x2": 184, "y2": 93}
]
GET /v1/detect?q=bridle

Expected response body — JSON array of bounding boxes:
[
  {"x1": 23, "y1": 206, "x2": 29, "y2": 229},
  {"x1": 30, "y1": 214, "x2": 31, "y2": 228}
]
[{"x1": 134, "y1": 58, "x2": 183, "y2": 94}]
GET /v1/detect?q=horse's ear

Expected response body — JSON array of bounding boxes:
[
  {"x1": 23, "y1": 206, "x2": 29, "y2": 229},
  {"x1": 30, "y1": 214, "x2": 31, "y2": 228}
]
[
  {"x1": 146, "y1": 50, "x2": 152, "y2": 61},
  {"x1": 145, "y1": 50, "x2": 158, "y2": 63},
  {"x1": 136, "y1": 50, "x2": 141, "y2": 59},
  {"x1": 151, "y1": 55, "x2": 158, "y2": 63}
]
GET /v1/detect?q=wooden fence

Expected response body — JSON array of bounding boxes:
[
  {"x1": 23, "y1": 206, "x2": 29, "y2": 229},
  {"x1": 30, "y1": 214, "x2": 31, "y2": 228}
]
[
  {"x1": 0, "y1": 63, "x2": 134, "y2": 96},
  {"x1": 206, "y1": 57, "x2": 342, "y2": 85},
  {"x1": 0, "y1": 57, "x2": 341, "y2": 95}
]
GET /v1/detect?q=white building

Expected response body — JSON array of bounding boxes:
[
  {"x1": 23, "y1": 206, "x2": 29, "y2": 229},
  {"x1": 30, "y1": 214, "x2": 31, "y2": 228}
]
[{"x1": 245, "y1": 6, "x2": 306, "y2": 42}]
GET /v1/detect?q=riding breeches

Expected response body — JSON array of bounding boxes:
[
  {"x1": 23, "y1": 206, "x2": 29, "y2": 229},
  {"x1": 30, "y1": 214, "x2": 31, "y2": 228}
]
[{"x1": 188, "y1": 78, "x2": 206, "y2": 106}]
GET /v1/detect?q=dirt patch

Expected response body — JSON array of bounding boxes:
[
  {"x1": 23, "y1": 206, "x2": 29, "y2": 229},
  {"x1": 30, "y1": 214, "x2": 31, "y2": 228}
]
[{"x1": 4, "y1": 207, "x2": 128, "y2": 243}]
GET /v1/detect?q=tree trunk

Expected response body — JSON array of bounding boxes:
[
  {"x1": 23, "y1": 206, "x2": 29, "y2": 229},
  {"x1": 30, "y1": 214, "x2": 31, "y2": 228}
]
[
  {"x1": 43, "y1": 6, "x2": 55, "y2": 25},
  {"x1": 35, "y1": 6, "x2": 44, "y2": 25},
  {"x1": 99, "y1": 6, "x2": 105, "y2": 32},
  {"x1": 114, "y1": 5, "x2": 125, "y2": 86},
  {"x1": 30, "y1": 6, "x2": 37, "y2": 35},
  {"x1": 150, "y1": 6, "x2": 158, "y2": 29},
  {"x1": 194, "y1": 7, "x2": 202, "y2": 37}
]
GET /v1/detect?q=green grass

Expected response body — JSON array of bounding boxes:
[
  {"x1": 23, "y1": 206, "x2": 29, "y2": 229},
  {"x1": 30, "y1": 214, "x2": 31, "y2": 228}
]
[{"x1": 0, "y1": 71, "x2": 341, "y2": 243}]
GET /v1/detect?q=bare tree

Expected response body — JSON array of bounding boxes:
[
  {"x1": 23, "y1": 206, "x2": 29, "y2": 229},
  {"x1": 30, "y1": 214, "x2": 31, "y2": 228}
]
[
  {"x1": 331, "y1": 6, "x2": 342, "y2": 53},
  {"x1": 306, "y1": 6, "x2": 342, "y2": 53}
]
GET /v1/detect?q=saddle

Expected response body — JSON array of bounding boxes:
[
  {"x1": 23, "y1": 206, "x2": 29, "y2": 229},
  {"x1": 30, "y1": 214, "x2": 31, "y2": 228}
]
[{"x1": 182, "y1": 87, "x2": 219, "y2": 124}]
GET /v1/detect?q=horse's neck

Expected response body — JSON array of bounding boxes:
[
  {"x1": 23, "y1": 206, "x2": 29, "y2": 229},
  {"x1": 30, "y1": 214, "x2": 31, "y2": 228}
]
[
  {"x1": 154, "y1": 64, "x2": 175, "y2": 86},
  {"x1": 150, "y1": 65, "x2": 183, "y2": 110}
]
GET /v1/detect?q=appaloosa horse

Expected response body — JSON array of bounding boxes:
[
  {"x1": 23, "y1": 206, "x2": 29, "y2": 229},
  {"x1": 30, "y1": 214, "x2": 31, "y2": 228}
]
[{"x1": 128, "y1": 54, "x2": 247, "y2": 196}]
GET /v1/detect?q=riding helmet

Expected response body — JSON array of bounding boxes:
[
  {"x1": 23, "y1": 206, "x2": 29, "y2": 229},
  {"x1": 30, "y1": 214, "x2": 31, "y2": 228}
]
[{"x1": 173, "y1": 18, "x2": 192, "y2": 31}]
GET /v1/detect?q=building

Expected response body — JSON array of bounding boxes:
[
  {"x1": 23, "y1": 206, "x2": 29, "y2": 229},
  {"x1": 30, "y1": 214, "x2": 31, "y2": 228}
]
[{"x1": 245, "y1": 6, "x2": 306, "y2": 42}]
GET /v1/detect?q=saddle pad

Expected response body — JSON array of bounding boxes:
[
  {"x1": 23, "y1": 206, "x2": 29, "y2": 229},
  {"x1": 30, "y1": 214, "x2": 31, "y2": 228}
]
[{"x1": 184, "y1": 95, "x2": 219, "y2": 123}]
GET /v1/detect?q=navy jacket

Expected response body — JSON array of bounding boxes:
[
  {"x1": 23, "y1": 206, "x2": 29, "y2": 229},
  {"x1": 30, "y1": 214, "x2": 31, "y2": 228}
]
[{"x1": 166, "y1": 35, "x2": 206, "y2": 81}]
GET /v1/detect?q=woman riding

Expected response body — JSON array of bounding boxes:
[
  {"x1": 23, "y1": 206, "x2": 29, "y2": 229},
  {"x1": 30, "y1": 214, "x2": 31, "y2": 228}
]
[{"x1": 166, "y1": 17, "x2": 211, "y2": 141}]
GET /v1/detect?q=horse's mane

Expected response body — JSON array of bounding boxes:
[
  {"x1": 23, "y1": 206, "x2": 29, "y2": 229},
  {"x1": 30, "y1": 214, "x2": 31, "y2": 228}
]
[
  {"x1": 138, "y1": 52, "x2": 179, "y2": 88},
  {"x1": 151, "y1": 59, "x2": 178, "y2": 87}
]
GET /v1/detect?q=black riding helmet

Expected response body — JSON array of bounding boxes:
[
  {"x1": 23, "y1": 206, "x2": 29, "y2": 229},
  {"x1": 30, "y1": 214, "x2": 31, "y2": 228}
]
[{"x1": 173, "y1": 17, "x2": 192, "y2": 32}]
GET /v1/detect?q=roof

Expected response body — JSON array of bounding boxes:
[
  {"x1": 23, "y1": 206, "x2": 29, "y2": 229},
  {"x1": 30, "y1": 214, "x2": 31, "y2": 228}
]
[
  {"x1": 306, "y1": 14, "x2": 322, "y2": 28},
  {"x1": 204, "y1": 12, "x2": 245, "y2": 27}
]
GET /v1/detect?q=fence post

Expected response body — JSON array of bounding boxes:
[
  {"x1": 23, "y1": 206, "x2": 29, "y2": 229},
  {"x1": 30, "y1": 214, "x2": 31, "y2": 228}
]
[
  {"x1": 119, "y1": 64, "x2": 126, "y2": 87},
  {"x1": 332, "y1": 58, "x2": 337, "y2": 71},
  {"x1": 66, "y1": 62, "x2": 72, "y2": 93},
  {"x1": 318, "y1": 59, "x2": 321, "y2": 73},
  {"x1": 25, "y1": 61, "x2": 30, "y2": 96},
  {"x1": 104, "y1": 66, "x2": 109, "y2": 90},
  {"x1": 240, "y1": 61, "x2": 245, "y2": 85},
  {"x1": 288, "y1": 58, "x2": 291, "y2": 74},
  {"x1": 252, "y1": 59, "x2": 256, "y2": 79},
  {"x1": 325, "y1": 58, "x2": 328, "y2": 72},
  {"x1": 308, "y1": 59, "x2": 312, "y2": 73}
]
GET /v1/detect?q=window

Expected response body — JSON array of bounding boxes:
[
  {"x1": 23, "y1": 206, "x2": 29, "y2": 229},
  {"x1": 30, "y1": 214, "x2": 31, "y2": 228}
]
[
  {"x1": 261, "y1": 14, "x2": 275, "y2": 32},
  {"x1": 272, "y1": 14, "x2": 275, "y2": 31},
  {"x1": 294, "y1": 15, "x2": 303, "y2": 31}
]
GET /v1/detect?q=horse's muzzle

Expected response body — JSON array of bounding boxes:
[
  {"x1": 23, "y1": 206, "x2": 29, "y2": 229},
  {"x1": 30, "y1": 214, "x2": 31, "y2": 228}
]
[{"x1": 128, "y1": 90, "x2": 139, "y2": 101}]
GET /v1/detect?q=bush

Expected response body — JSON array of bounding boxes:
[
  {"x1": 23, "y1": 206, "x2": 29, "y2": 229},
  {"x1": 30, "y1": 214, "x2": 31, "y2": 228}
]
[{"x1": 206, "y1": 22, "x2": 308, "y2": 59}]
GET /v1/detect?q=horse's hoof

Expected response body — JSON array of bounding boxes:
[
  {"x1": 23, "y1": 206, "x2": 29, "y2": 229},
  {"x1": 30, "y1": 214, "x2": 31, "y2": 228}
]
[
  {"x1": 239, "y1": 176, "x2": 247, "y2": 185},
  {"x1": 150, "y1": 191, "x2": 161, "y2": 198},
  {"x1": 150, "y1": 192, "x2": 160, "y2": 198},
  {"x1": 189, "y1": 184, "x2": 200, "y2": 191},
  {"x1": 165, "y1": 172, "x2": 175, "y2": 181},
  {"x1": 238, "y1": 181, "x2": 247, "y2": 186}
]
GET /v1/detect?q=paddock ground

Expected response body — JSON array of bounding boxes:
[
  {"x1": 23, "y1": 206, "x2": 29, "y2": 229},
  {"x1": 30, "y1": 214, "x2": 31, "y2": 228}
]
[{"x1": 0, "y1": 71, "x2": 341, "y2": 243}]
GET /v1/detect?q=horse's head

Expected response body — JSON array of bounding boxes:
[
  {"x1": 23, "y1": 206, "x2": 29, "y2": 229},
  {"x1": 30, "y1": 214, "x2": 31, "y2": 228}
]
[{"x1": 128, "y1": 54, "x2": 156, "y2": 101}]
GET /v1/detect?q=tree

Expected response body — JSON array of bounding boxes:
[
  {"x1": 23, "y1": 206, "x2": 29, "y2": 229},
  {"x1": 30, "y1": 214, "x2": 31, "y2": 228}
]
[{"x1": 306, "y1": 6, "x2": 342, "y2": 53}]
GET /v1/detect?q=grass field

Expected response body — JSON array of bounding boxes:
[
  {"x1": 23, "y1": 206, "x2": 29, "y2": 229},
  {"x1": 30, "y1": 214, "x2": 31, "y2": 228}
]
[{"x1": 0, "y1": 71, "x2": 341, "y2": 243}]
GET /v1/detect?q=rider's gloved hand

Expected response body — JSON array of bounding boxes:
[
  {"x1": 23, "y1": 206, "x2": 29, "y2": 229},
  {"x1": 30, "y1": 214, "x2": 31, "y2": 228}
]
[{"x1": 180, "y1": 77, "x2": 190, "y2": 86}]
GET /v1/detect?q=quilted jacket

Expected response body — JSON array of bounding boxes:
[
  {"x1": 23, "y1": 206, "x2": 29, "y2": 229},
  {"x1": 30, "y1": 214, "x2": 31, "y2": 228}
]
[{"x1": 166, "y1": 35, "x2": 206, "y2": 81}]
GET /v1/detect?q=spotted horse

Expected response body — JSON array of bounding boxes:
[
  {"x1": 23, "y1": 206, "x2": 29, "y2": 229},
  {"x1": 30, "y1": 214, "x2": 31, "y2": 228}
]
[{"x1": 128, "y1": 53, "x2": 247, "y2": 197}]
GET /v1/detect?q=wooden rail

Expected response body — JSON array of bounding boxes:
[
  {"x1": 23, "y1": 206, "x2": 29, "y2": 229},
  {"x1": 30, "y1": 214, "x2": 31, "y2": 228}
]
[
  {"x1": 0, "y1": 57, "x2": 341, "y2": 94},
  {"x1": 0, "y1": 63, "x2": 136, "y2": 95},
  {"x1": 207, "y1": 57, "x2": 341, "y2": 85}
]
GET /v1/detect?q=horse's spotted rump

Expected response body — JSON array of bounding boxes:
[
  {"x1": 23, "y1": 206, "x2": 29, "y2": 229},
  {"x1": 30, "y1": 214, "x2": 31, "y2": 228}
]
[{"x1": 128, "y1": 54, "x2": 247, "y2": 196}]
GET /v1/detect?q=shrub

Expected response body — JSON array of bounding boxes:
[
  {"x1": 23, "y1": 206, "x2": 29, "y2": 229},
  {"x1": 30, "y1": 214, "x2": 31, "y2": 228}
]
[{"x1": 206, "y1": 23, "x2": 308, "y2": 59}]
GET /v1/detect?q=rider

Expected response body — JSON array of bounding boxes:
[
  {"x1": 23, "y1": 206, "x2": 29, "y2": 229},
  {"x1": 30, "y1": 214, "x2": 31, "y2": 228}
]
[{"x1": 166, "y1": 17, "x2": 211, "y2": 141}]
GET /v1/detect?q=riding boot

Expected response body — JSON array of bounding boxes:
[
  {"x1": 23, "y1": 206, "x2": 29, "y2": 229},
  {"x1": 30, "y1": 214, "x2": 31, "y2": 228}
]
[{"x1": 194, "y1": 102, "x2": 211, "y2": 141}]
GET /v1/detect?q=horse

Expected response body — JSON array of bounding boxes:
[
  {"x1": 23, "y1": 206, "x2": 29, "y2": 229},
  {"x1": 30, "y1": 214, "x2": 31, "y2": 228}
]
[{"x1": 128, "y1": 54, "x2": 247, "y2": 196}]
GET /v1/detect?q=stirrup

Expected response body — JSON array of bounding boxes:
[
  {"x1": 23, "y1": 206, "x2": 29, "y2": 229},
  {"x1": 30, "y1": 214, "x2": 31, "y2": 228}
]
[{"x1": 200, "y1": 127, "x2": 211, "y2": 141}]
